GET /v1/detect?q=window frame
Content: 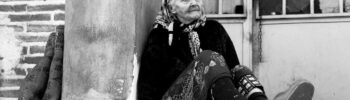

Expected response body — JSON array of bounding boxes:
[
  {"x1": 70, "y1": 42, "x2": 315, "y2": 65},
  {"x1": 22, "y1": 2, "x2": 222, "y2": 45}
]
[
  {"x1": 258, "y1": 0, "x2": 350, "y2": 19},
  {"x1": 205, "y1": 0, "x2": 247, "y2": 19}
]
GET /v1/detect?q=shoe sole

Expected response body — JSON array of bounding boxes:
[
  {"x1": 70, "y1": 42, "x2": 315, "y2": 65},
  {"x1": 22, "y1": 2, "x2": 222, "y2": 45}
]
[
  {"x1": 288, "y1": 82, "x2": 314, "y2": 100},
  {"x1": 274, "y1": 80, "x2": 314, "y2": 100}
]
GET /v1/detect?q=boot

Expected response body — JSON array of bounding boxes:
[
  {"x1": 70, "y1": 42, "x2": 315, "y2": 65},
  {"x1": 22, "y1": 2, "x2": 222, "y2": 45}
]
[
  {"x1": 231, "y1": 65, "x2": 267, "y2": 100},
  {"x1": 274, "y1": 79, "x2": 314, "y2": 100}
]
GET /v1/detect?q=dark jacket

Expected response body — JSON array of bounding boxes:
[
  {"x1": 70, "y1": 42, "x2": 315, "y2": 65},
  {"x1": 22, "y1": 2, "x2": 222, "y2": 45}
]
[{"x1": 137, "y1": 20, "x2": 240, "y2": 100}]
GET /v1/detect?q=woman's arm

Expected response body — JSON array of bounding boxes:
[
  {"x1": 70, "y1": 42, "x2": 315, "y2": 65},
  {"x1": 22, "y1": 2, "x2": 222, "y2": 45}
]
[{"x1": 137, "y1": 26, "x2": 169, "y2": 100}]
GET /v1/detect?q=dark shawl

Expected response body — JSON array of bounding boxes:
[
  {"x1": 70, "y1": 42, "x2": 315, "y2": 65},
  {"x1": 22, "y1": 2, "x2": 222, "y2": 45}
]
[{"x1": 137, "y1": 20, "x2": 240, "y2": 100}]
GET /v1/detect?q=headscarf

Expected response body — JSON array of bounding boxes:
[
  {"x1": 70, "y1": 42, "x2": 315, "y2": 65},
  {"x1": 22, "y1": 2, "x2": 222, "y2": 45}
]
[{"x1": 154, "y1": 0, "x2": 207, "y2": 57}]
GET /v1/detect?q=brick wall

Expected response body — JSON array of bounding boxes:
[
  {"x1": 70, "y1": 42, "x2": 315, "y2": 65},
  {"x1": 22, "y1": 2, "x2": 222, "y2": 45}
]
[{"x1": 0, "y1": 0, "x2": 65, "y2": 99}]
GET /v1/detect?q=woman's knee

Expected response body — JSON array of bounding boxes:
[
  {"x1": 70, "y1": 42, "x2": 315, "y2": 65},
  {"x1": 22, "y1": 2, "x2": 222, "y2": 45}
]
[
  {"x1": 195, "y1": 50, "x2": 228, "y2": 68},
  {"x1": 194, "y1": 50, "x2": 232, "y2": 83}
]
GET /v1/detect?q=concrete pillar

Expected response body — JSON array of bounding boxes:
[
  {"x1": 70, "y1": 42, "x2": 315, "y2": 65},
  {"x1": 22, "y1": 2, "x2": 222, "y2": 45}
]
[
  {"x1": 63, "y1": 0, "x2": 136, "y2": 99},
  {"x1": 135, "y1": 0, "x2": 161, "y2": 55}
]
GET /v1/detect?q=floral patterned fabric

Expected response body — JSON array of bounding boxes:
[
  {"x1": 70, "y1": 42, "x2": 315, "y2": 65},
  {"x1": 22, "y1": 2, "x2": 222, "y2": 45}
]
[{"x1": 162, "y1": 50, "x2": 232, "y2": 100}]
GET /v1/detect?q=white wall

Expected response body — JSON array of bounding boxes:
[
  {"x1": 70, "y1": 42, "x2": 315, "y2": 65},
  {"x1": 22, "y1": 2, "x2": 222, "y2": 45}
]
[
  {"x1": 222, "y1": 23, "x2": 244, "y2": 63},
  {"x1": 258, "y1": 17, "x2": 350, "y2": 100}
]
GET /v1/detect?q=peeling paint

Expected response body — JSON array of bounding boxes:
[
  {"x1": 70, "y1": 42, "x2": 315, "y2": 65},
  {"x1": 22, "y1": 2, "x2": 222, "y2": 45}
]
[
  {"x1": 0, "y1": 28, "x2": 22, "y2": 76},
  {"x1": 63, "y1": 0, "x2": 135, "y2": 99},
  {"x1": 83, "y1": 88, "x2": 113, "y2": 100}
]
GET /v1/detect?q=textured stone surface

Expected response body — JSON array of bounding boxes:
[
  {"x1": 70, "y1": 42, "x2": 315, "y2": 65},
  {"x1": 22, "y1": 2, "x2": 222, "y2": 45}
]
[{"x1": 63, "y1": 0, "x2": 135, "y2": 99}]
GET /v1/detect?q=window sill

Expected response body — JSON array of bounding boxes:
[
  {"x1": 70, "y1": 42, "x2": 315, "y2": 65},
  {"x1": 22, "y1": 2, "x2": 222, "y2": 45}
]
[
  {"x1": 259, "y1": 13, "x2": 350, "y2": 19},
  {"x1": 206, "y1": 14, "x2": 246, "y2": 19}
]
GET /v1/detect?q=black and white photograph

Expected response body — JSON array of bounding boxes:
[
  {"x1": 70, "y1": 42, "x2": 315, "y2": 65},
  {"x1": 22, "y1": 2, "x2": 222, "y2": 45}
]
[{"x1": 0, "y1": 0, "x2": 349, "y2": 100}]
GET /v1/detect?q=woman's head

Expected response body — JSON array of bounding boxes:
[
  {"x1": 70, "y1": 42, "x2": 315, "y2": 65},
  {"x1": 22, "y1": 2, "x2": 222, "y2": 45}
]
[{"x1": 166, "y1": 0, "x2": 204, "y2": 24}]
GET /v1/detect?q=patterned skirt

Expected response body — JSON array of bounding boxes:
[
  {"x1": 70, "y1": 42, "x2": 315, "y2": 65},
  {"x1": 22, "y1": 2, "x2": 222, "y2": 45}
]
[{"x1": 162, "y1": 50, "x2": 232, "y2": 100}]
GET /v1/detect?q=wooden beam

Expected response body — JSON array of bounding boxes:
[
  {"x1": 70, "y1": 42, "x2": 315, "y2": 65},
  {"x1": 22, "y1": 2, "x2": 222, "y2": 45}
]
[
  {"x1": 282, "y1": 0, "x2": 287, "y2": 15},
  {"x1": 340, "y1": 0, "x2": 344, "y2": 13},
  {"x1": 310, "y1": 0, "x2": 315, "y2": 14},
  {"x1": 218, "y1": 0, "x2": 223, "y2": 14}
]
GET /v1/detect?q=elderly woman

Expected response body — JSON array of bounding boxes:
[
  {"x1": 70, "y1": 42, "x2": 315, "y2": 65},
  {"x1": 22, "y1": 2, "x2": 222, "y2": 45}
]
[{"x1": 137, "y1": 0, "x2": 267, "y2": 100}]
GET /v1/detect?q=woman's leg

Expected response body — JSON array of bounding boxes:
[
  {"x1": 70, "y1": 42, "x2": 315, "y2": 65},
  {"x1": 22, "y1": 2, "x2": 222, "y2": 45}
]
[
  {"x1": 209, "y1": 77, "x2": 246, "y2": 100},
  {"x1": 230, "y1": 65, "x2": 267, "y2": 100},
  {"x1": 162, "y1": 50, "x2": 243, "y2": 100}
]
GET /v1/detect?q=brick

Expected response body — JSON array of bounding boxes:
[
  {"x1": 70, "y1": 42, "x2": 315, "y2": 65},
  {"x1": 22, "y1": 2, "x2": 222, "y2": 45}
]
[
  {"x1": 13, "y1": 67, "x2": 26, "y2": 75},
  {"x1": 18, "y1": 36, "x2": 48, "y2": 42},
  {"x1": 7, "y1": 25, "x2": 24, "y2": 32},
  {"x1": 28, "y1": 4, "x2": 65, "y2": 11},
  {"x1": 0, "y1": 4, "x2": 26, "y2": 12},
  {"x1": 0, "y1": 78, "x2": 24, "y2": 87},
  {"x1": 30, "y1": 45, "x2": 45, "y2": 54},
  {"x1": 22, "y1": 46, "x2": 27, "y2": 55},
  {"x1": 27, "y1": 68, "x2": 33, "y2": 74},
  {"x1": 54, "y1": 13, "x2": 65, "y2": 21},
  {"x1": 8, "y1": 14, "x2": 50, "y2": 22},
  {"x1": 0, "y1": 25, "x2": 23, "y2": 32},
  {"x1": 20, "y1": 56, "x2": 43, "y2": 64},
  {"x1": 27, "y1": 25, "x2": 55, "y2": 32},
  {"x1": 0, "y1": 90, "x2": 20, "y2": 98}
]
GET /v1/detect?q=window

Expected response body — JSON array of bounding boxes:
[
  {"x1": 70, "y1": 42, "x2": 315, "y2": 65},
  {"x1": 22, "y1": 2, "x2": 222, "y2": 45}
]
[
  {"x1": 203, "y1": 0, "x2": 218, "y2": 14},
  {"x1": 318, "y1": 0, "x2": 339, "y2": 13},
  {"x1": 345, "y1": 0, "x2": 350, "y2": 12},
  {"x1": 222, "y1": 0, "x2": 244, "y2": 14},
  {"x1": 286, "y1": 0, "x2": 313, "y2": 14},
  {"x1": 260, "y1": 0, "x2": 350, "y2": 16},
  {"x1": 260, "y1": 0, "x2": 282, "y2": 15},
  {"x1": 203, "y1": 0, "x2": 245, "y2": 17}
]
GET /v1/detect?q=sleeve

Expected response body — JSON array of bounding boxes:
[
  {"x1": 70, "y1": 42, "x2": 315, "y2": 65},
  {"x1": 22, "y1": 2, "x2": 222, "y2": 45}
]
[
  {"x1": 218, "y1": 22, "x2": 240, "y2": 70},
  {"x1": 137, "y1": 26, "x2": 169, "y2": 100}
]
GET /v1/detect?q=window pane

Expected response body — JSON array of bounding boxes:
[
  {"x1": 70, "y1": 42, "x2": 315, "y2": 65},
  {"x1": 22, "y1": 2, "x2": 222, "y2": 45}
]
[
  {"x1": 344, "y1": 0, "x2": 350, "y2": 12},
  {"x1": 222, "y1": 0, "x2": 244, "y2": 14},
  {"x1": 203, "y1": 0, "x2": 218, "y2": 14},
  {"x1": 260, "y1": 0, "x2": 282, "y2": 15},
  {"x1": 286, "y1": 0, "x2": 310, "y2": 14},
  {"x1": 316, "y1": 0, "x2": 339, "y2": 13}
]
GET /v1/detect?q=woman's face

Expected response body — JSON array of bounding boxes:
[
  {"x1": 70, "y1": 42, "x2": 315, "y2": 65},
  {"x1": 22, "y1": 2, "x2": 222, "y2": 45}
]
[{"x1": 170, "y1": 0, "x2": 203, "y2": 24}]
